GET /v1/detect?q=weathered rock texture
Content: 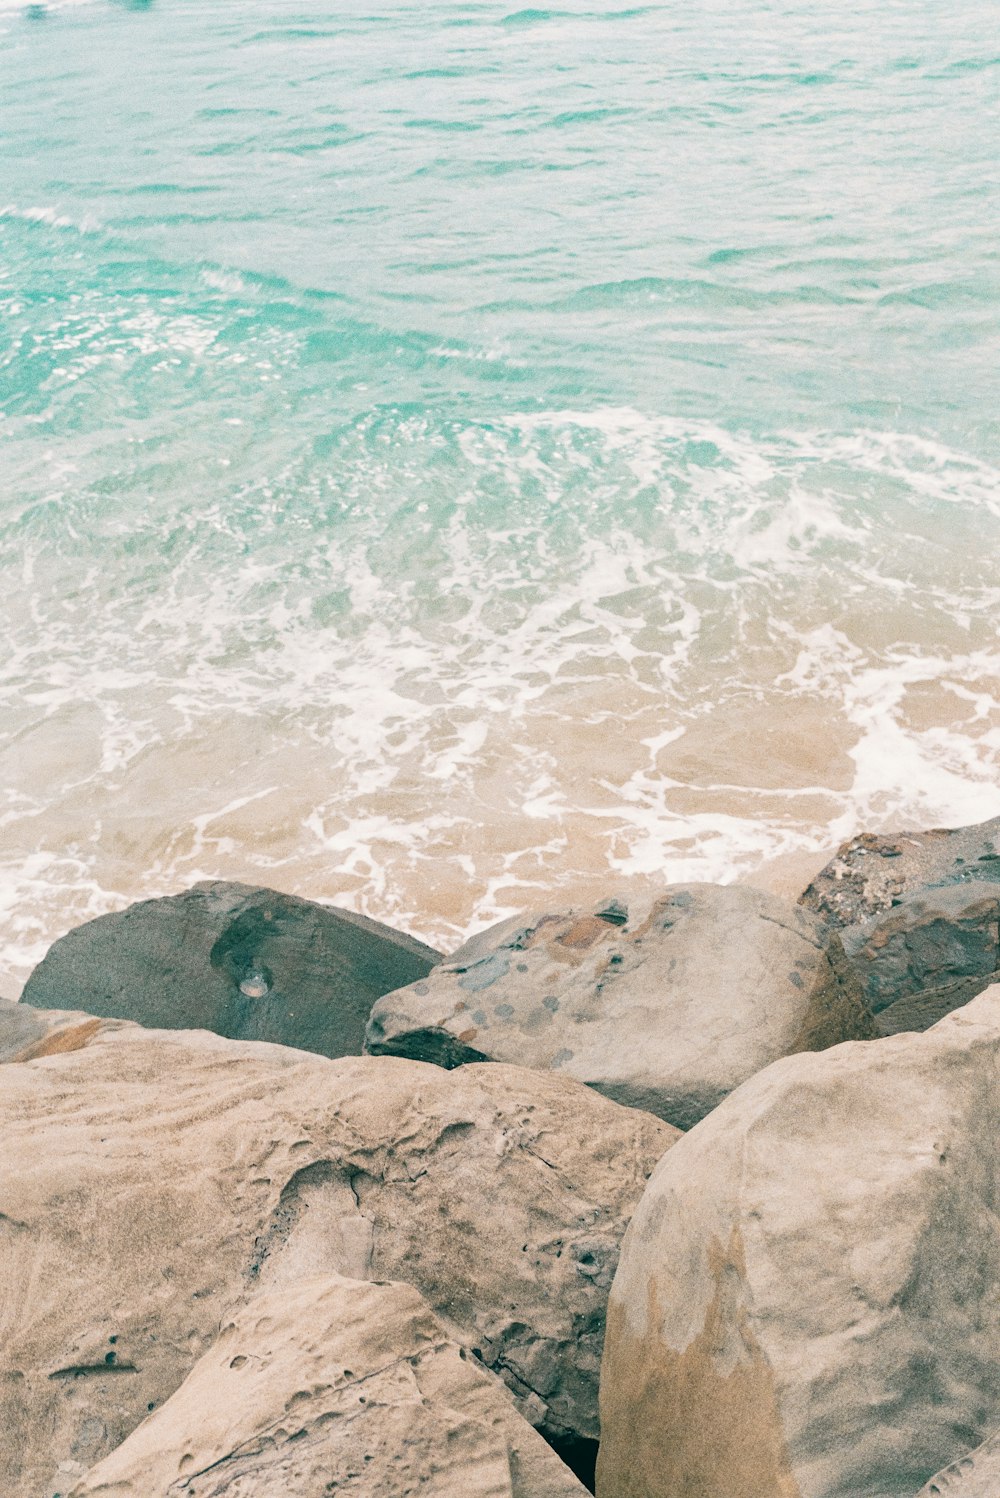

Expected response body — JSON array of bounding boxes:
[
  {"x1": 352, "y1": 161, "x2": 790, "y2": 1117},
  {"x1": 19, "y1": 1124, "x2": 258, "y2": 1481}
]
[
  {"x1": 0, "y1": 1015, "x2": 673, "y2": 1495},
  {"x1": 842, "y1": 881, "x2": 1000, "y2": 1030},
  {"x1": 366, "y1": 884, "x2": 874, "y2": 1129},
  {"x1": 0, "y1": 997, "x2": 127, "y2": 1063},
  {"x1": 21, "y1": 881, "x2": 441, "y2": 1058},
  {"x1": 597, "y1": 985, "x2": 1000, "y2": 1498},
  {"x1": 69, "y1": 1274, "x2": 588, "y2": 1498},
  {"x1": 876, "y1": 974, "x2": 1000, "y2": 1036},
  {"x1": 798, "y1": 816, "x2": 1000, "y2": 928},
  {"x1": 917, "y1": 1428, "x2": 1000, "y2": 1496}
]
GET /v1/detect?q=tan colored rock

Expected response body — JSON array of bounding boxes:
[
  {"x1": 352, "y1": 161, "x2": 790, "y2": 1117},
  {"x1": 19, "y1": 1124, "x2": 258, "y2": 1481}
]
[
  {"x1": 917, "y1": 1429, "x2": 1000, "y2": 1496},
  {"x1": 366, "y1": 884, "x2": 874, "y2": 1129},
  {"x1": 0, "y1": 997, "x2": 128, "y2": 1063},
  {"x1": 0, "y1": 1021, "x2": 673, "y2": 1495},
  {"x1": 21, "y1": 881, "x2": 441, "y2": 1059},
  {"x1": 69, "y1": 1274, "x2": 588, "y2": 1498},
  {"x1": 597, "y1": 985, "x2": 1000, "y2": 1498},
  {"x1": 798, "y1": 815, "x2": 1000, "y2": 928}
]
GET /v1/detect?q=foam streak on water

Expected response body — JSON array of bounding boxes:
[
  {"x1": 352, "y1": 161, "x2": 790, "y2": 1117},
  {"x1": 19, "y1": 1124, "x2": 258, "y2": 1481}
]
[{"x1": 1, "y1": 0, "x2": 999, "y2": 991}]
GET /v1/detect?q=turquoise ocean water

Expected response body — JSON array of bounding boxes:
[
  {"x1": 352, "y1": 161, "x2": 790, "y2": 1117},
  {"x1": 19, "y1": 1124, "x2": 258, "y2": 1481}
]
[{"x1": 2, "y1": 0, "x2": 1000, "y2": 989}]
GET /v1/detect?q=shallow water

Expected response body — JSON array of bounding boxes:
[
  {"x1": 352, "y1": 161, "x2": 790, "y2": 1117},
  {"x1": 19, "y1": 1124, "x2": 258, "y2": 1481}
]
[{"x1": 2, "y1": 0, "x2": 1000, "y2": 991}]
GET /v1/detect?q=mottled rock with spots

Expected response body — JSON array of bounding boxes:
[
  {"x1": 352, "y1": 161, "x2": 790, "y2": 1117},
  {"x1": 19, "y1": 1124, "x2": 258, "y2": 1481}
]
[{"x1": 366, "y1": 883, "x2": 874, "y2": 1128}]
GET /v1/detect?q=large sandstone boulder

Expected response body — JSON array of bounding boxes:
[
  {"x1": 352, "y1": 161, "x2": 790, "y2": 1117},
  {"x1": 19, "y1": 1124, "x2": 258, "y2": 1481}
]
[
  {"x1": 366, "y1": 884, "x2": 874, "y2": 1129},
  {"x1": 597, "y1": 985, "x2": 1000, "y2": 1498},
  {"x1": 917, "y1": 1429, "x2": 1000, "y2": 1496},
  {"x1": 0, "y1": 1015, "x2": 673, "y2": 1495},
  {"x1": 842, "y1": 881, "x2": 1000, "y2": 1030},
  {"x1": 20, "y1": 880, "x2": 441, "y2": 1058},
  {"x1": 798, "y1": 815, "x2": 1000, "y2": 928},
  {"x1": 69, "y1": 1275, "x2": 588, "y2": 1497}
]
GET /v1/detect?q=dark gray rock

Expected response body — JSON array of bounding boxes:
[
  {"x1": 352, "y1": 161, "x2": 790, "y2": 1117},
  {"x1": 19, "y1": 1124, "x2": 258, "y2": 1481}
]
[
  {"x1": 917, "y1": 1429, "x2": 1000, "y2": 1495},
  {"x1": 21, "y1": 882, "x2": 441, "y2": 1058},
  {"x1": 798, "y1": 816, "x2": 1000, "y2": 928},
  {"x1": 877, "y1": 972, "x2": 1000, "y2": 1035},
  {"x1": 366, "y1": 884, "x2": 876, "y2": 1130},
  {"x1": 843, "y1": 881, "x2": 1000, "y2": 1018}
]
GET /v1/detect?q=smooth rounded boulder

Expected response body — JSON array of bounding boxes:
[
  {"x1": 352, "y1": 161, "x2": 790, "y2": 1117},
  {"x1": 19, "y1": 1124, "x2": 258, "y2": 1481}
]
[
  {"x1": 69, "y1": 1275, "x2": 589, "y2": 1498},
  {"x1": 366, "y1": 883, "x2": 875, "y2": 1129},
  {"x1": 597, "y1": 985, "x2": 1000, "y2": 1498},
  {"x1": 20, "y1": 880, "x2": 441, "y2": 1058},
  {"x1": 0, "y1": 1015, "x2": 674, "y2": 1495}
]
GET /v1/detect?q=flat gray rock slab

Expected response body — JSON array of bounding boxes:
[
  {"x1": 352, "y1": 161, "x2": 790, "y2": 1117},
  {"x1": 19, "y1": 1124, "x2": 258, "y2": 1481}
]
[
  {"x1": 918, "y1": 1429, "x2": 1000, "y2": 1495},
  {"x1": 798, "y1": 816, "x2": 1000, "y2": 928},
  {"x1": 20, "y1": 880, "x2": 441, "y2": 1058},
  {"x1": 70, "y1": 1275, "x2": 589, "y2": 1498},
  {"x1": 366, "y1": 883, "x2": 875, "y2": 1130},
  {"x1": 843, "y1": 880, "x2": 1000, "y2": 1016},
  {"x1": 598, "y1": 984, "x2": 1000, "y2": 1498}
]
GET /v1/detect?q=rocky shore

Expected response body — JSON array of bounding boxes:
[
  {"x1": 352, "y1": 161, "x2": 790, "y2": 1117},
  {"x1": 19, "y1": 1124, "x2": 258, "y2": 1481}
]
[{"x1": 4, "y1": 814, "x2": 1000, "y2": 1497}]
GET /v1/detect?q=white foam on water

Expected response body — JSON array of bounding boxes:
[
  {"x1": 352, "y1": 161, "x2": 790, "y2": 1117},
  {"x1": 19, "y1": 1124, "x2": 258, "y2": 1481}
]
[
  {"x1": 0, "y1": 852, "x2": 123, "y2": 994},
  {"x1": 830, "y1": 645, "x2": 1000, "y2": 838},
  {"x1": 200, "y1": 267, "x2": 251, "y2": 297},
  {"x1": 3, "y1": 405, "x2": 1000, "y2": 992},
  {"x1": 0, "y1": 202, "x2": 101, "y2": 234}
]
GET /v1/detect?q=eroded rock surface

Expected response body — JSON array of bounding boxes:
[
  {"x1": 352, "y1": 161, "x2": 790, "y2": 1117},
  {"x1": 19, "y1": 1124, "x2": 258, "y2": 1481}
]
[
  {"x1": 21, "y1": 881, "x2": 441, "y2": 1058},
  {"x1": 843, "y1": 881, "x2": 1000, "y2": 1028},
  {"x1": 597, "y1": 985, "x2": 1000, "y2": 1498},
  {"x1": 876, "y1": 973, "x2": 1000, "y2": 1036},
  {"x1": 366, "y1": 884, "x2": 874, "y2": 1129},
  {"x1": 798, "y1": 816, "x2": 1000, "y2": 928},
  {"x1": 0, "y1": 997, "x2": 128, "y2": 1063},
  {"x1": 917, "y1": 1428, "x2": 1000, "y2": 1496},
  {"x1": 0, "y1": 1021, "x2": 673, "y2": 1495},
  {"x1": 69, "y1": 1275, "x2": 588, "y2": 1498}
]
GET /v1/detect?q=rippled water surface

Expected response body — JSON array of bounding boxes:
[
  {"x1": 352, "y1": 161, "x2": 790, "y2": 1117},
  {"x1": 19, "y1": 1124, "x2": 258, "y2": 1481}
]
[{"x1": 2, "y1": 0, "x2": 1000, "y2": 989}]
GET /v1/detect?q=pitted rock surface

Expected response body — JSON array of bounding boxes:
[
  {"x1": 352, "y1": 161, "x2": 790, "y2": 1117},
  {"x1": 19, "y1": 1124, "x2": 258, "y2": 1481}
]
[
  {"x1": 0, "y1": 1018, "x2": 673, "y2": 1495},
  {"x1": 69, "y1": 1275, "x2": 588, "y2": 1498},
  {"x1": 366, "y1": 883, "x2": 874, "y2": 1129},
  {"x1": 798, "y1": 815, "x2": 1000, "y2": 928},
  {"x1": 917, "y1": 1428, "x2": 1000, "y2": 1496},
  {"x1": 21, "y1": 880, "x2": 441, "y2": 1058},
  {"x1": 598, "y1": 985, "x2": 1000, "y2": 1498}
]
